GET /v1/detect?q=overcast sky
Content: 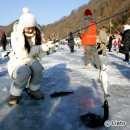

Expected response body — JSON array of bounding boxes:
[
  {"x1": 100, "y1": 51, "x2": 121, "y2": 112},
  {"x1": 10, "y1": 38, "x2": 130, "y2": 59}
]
[{"x1": 0, "y1": 0, "x2": 89, "y2": 26}]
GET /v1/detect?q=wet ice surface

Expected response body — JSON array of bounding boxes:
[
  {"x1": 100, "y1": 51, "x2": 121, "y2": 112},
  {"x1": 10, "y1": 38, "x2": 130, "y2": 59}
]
[{"x1": 0, "y1": 45, "x2": 130, "y2": 130}]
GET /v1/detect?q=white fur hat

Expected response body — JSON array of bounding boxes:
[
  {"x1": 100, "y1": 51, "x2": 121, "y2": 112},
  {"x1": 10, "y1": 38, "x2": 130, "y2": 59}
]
[{"x1": 19, "y1": 7, "x2": 37, "y2": 28}]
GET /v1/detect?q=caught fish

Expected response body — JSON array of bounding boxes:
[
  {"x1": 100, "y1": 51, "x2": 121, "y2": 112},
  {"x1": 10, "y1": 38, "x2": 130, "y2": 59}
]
[{"x1": 99, "y1": 64, "x2": 110, "y2": 98}]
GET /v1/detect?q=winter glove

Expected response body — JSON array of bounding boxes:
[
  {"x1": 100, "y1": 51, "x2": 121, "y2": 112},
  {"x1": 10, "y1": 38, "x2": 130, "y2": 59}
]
[
  {"x1": 28, "y1": 44, "x2": 49, "y2": 57},
  {"x1": 46, "y1": 41, "x2": 55, "y2": 49},
  {"x1": 40, "y1": 44, "x2": 49, "y2": 52}
]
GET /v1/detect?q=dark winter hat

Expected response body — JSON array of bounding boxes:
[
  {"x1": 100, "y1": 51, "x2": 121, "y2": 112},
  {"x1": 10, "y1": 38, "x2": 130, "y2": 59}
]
[
  {"x1": 84, "y1": 9, "x2": 92, "y2": 16},
  {"x1": 69, "y1": 32, "x2": 73, "y2": 36}
]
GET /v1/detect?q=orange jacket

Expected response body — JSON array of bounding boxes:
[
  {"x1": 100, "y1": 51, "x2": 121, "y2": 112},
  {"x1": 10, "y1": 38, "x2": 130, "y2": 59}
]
[{"x1": 81, "y1": 21, "x2": 97, "y2": 45}]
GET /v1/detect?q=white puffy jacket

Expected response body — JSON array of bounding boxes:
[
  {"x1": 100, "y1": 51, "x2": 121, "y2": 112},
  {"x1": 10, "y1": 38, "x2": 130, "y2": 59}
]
[{"x1": 8, "y1": 22, "x2": 49, "y2": 78}]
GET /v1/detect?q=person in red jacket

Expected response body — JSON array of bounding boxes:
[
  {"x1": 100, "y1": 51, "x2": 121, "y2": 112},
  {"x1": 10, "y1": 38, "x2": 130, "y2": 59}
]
[{"x1": 80, "y1": 9, "x2": 101, "y2": 69}]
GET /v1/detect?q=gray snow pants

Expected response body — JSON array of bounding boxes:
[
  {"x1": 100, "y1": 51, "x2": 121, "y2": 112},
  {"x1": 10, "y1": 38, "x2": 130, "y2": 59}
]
[
  {"x1": 10, "y1": 61, "x2": 44, "y2": 96},
  {"x1": 85, "y1": 45, "x2": 101, "y2": 69}
]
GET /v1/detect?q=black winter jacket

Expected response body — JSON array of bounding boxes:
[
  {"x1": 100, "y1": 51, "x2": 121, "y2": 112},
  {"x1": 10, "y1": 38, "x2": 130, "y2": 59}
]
[{"x1": 121, "y1": 29, "x2": 130, "y2": 42}]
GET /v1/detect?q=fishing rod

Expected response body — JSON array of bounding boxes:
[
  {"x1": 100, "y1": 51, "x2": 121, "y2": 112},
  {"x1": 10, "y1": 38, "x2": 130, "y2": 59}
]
[{"x1": 71, "y1": 8, "x2": 129, "y2": 35}]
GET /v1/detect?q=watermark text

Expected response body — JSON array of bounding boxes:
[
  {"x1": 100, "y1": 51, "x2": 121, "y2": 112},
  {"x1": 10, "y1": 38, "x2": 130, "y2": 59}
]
[{"x1": 104, "y1": 120, "x2": 126, "y2": 127}]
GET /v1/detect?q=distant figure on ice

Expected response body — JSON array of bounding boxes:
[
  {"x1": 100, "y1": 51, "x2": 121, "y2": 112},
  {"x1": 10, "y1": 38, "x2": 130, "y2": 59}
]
[
  {"x1": 97, "y1": 26, "x2": 107, "y2": 56},
  {"x1": 1, "y1": 31, "x2": 7, "y2": 51},
  {"x1": 7, "y1": 7, "x2": 53, "y2": 105},
  {"x1": 113, "y1": 32, "x2": 122, "y2": 53},
  {"x1": 107, "y1": 34, "x2": 115, "y2": 52},
  {"x1": 67, "y1": 32, "x2": 75, "y2": 53},
  {"x1": 112, "y1": 37, "x2": 118, "y2": 51},
  {"x1": 50, "y1": 32, "x2": 57, "y2": 41},
  {"x1": 80, "y1": 9, "x2": 101, "y2": 69}
]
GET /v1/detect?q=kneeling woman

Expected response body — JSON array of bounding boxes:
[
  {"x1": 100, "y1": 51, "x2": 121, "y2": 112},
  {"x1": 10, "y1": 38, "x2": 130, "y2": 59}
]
[{"x1": 8, "y1": 8, "x2": 50, "y2": 105}]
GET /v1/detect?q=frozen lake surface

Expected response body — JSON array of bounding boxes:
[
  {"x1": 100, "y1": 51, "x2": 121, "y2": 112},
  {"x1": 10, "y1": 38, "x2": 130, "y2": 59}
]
[{"x1": 0, "y1": 45, "x2": 130, "y2": 130}]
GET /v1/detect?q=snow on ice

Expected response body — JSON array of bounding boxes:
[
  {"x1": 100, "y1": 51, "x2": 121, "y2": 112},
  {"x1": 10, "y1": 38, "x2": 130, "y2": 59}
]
[{"x1": 0, "y1": 44, "x2": 130, "y2": 130}]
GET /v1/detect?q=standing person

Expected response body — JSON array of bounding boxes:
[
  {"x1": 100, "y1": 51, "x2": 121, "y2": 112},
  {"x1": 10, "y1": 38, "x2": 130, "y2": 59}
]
[
  {"x1": 97, "y1": 26, "x2": 107, "y2": 55},
  {"x1": 80, "y1": 9, "x2": 101, "y2": 69},
  {"x1": 7, "y1": 7, "x2": 51, "y2": 105},
  {"x1": 1, "y1": 31, "x2": 7, "y2": 51},
  {"x1": 67, "y1": 32, "x2": 75, "y2": 53},
  {"x1": 107, "y1": 34, "x2": 115, "y2": 52},
  {"x1": 120, "y1": 21, "x2": 130, "y2": 61},
  {"x1": 113, "y1": 32, "x2": 122, "y2": 53},
  {"x1": 51, "y1": 32, "x2": 57, "y2": 41}
]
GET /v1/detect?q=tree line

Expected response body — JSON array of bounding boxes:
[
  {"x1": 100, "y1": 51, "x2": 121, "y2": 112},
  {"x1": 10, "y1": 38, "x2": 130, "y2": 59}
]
[{"x1": 0, "y1": 0, "x2": 130, "y2": 39}]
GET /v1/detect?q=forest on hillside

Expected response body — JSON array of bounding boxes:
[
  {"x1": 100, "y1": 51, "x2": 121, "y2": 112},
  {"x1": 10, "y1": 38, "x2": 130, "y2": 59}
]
[
  {"x1": 41, "y1": 0, "x2": 130, "y2": 40},
  {"x1": 0, "y1": 0, "x2": 130, "y2": 39}
]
